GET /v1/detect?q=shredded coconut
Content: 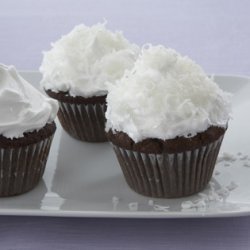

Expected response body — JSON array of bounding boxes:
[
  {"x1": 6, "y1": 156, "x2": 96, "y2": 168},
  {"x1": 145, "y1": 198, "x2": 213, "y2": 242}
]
[
  {"x1": 239, "y1": 155, "x2": 248, "y2": 161},
  {"x1": 112, "y1": 196, "x2": 120, "y2": 210},
  {"x1": 216, "y1": 188, "x2": 230, "y2": 198},
  {"x1": 181, "y1": 200, "x2": 206, "y2": 210},
  {"x1": 218, "y1": 152, "x2": 237, "y2": 163},
  {"x1": 128, "y1": 202, "x2": 138, "y2": 211},
  {"x1": 243, "y1": 162, "x2": 250, "y2": 168},
  {"x1": 226, "y1": 181, "x2": 238, "y2": 191},
  {"x1": 40, "y1": 22, "x2": 139, "y2": 97},
  {"x1": 181, "y1": 201, "x2": 194, "y2": 209},
  {"x1": 153, "y1": 204, "x2": 170, "y2": 212},
  {"x1": 106, "y1": 45, "x2": 231, "y2": 142},
  {"x1": 112, "y1": 196, "x2": 119, "y2": 203},
  {"x1": 148, "y1": 200, "x2": 154, "y2": 206},
  {"x1": 214, "y1": 170, "x2": 220, "y2": 176}
]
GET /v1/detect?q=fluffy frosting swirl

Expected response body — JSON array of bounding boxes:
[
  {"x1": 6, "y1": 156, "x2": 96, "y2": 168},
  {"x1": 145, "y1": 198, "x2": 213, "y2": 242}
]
[
  {"x1": 106, "y1": 45, "x2": 231, "y2": 142},
  {"x1": 0, "y1": 64, "x2": 58, "y2": 138},
  {"x1": 40, "y1": 22, "x2": 139, "y2": 97}
]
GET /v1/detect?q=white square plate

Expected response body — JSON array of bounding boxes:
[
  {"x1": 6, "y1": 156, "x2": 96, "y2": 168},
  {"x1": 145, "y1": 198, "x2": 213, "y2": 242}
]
[{"x1": 0, "y1": 72, "x2": 250, "y2": 218}]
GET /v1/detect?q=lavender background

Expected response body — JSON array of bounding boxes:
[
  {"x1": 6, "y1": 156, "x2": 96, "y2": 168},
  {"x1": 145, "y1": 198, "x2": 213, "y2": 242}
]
[
  {"x1": 1, "y1": 0, "x2": 250, "y2": 75},
  {"x1": 0, "y1": 0, "x2": 250, "y2": 249}
]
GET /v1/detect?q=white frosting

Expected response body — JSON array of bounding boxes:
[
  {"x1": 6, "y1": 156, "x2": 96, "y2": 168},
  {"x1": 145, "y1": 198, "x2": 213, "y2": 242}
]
[
  {"x1": 106, "y1": 45, "x2": 231, "y2": 142},
  {"x1": 40, "y1": 22, "x2": 139, "y2": 97},
  {"x1": 0, "y1": 64, "x2": 58, "y2": 138}
]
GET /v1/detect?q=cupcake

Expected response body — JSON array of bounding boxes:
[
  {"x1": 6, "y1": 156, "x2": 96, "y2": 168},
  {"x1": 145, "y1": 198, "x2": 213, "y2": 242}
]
[
  {"x1": 40, "y1": 22, "x2": 139, "y2": 142},
  {"x1": 0, "y1": 64, "x2": 58, "y2": 196},
  {"x1": 106, "y1": 45, "x2": 231, "y2": 198}
]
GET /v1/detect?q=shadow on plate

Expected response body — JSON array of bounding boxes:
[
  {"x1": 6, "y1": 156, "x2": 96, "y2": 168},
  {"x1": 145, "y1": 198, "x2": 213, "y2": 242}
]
[
  {"x1": 49, "y1": 130, "x2": 245, "y2": 213},
  {"x1": 50, "y1": 131, "x2": 135, "y2": 210},
  {"x1": 0, "y1": 180, "x2": 48, "y2": 210}
]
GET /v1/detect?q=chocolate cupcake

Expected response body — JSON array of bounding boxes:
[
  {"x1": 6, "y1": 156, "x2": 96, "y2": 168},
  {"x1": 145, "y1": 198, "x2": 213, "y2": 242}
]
[
  {"x1": 106, "y1": 45, "x2": 231, "y2": 198},
  {"x1": 40, "y1": 22, "x2": 139, "y2": 142},
  {"x1": 0, "y1": 64, "x2": 58, "y2": 196},
  {"x1": 45, "y1": 90, "x2": 107, "y2": 142}
]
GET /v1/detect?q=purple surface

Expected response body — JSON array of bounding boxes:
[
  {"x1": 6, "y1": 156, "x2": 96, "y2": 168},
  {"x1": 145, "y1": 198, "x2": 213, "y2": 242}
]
[
  {"x1": 0, "y1": 216, "x2": 250, "y2": 250},
  {"x1": 1, "y1": 0, "x2": 250, "y2": 249}
]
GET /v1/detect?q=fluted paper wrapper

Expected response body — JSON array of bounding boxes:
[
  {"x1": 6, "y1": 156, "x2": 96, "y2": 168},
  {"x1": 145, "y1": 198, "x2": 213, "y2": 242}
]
[
  {"x1": 0, "y1": 135, "x2": 54, "y2": 197},
  {"x1": 58, "y1": 102, "x2": 107, "y2": 142},
  {"x1": 111, "y1": 136, "x2": 224, "y2": 198}
]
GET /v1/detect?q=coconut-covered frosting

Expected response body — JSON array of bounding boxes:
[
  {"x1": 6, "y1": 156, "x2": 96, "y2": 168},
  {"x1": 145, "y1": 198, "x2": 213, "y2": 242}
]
[
  {"x1": 0, "y1": 64, "x2": 58, "y2": 139},
  {"x1": 40, "y1": 22, "x2": 139, "y2": 98},
  {"x1": 106, "y1": 45, "x2": 231, "y2": 142}
]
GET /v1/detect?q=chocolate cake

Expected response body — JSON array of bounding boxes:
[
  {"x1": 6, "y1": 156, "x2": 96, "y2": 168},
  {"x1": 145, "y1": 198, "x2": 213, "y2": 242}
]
[
  {"x1": 0, "y1": 122, "x2": 56, "y2": 148},
  {"x1": 0, "y1": 123, "x2": 56, "y2": 197},
  {"x1": 108, "y1": 127, "x2": 226, "y2": 198},
  {"x1": 107, "y1": 126, "x2": 225, "y2": 154}
]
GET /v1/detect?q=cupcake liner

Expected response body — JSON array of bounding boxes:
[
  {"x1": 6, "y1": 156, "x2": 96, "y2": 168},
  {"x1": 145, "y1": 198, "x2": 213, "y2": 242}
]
[
  {"x1": 0, "y1": 135, "x2": 54, "y2": 197},
  {"x1": 111, "y1": 135, "x2": 224, "y2": 198},
  {"x1": 58, "y1": 101, "x2": 107, "y2": 142}
]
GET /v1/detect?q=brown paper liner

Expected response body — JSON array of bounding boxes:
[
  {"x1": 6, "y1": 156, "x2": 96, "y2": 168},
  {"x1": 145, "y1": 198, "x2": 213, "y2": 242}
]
[
  {"x1": 111, "y1": 135, "x2": 224, "y2": 198},
  {"x1": 45, "y1": 90, "x2": 107, "y2": 142},
  {"x1": 0, "y1": 134, "x2": 54, "y2": 197},
  {"x1": 58, "y1": 102, "x2": 107, "y2": 142}
]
